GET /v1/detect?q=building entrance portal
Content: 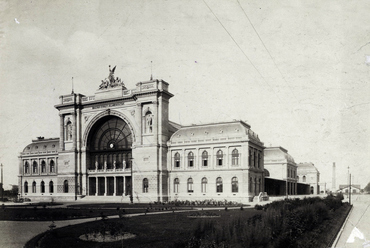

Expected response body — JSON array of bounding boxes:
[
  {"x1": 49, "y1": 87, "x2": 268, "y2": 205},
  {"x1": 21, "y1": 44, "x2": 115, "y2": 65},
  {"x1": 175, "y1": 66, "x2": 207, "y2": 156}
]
[{"x1": 87, "y1": 116, "x2": 133, "y2": 197}]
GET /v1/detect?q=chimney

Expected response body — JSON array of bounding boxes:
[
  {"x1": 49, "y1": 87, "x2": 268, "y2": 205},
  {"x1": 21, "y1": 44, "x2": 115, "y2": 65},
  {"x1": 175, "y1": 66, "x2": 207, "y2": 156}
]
[{"x1": 332, "y1": 162, "x2": 336, "y2": 191}]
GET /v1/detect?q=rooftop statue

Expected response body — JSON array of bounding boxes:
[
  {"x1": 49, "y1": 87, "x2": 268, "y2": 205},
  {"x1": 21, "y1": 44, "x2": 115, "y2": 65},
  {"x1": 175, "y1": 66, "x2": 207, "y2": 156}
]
[{"x1": 98, "y1": 65, "x2": 126, "y2": 90}]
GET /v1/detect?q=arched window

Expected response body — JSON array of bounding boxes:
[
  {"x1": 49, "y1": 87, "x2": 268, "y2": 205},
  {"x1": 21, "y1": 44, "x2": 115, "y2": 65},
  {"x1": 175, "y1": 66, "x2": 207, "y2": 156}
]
[
  {"x1": 24, "y1": 162, "x2": 29, "y2": 174},
  {"x1": 50, "y1": 160, "x2": 55, "y2": 173},
  {"x1": 174, "y1": 152, "x2": 180, "y2": 168},
  {"x1": 143, "y1": 178, "x2": 149, "y2": 193},
  {"x1": 216, "y1": 177, "x2": 223, "y2": 193},
  {"x1": 32, "y1": 161, "x2": 38, "y2": 174},
  {"x1": 41, "y1": 160, "x2": 46, "y2": 173},
  {"x1": 202, "y1": 151, "x2": 208, "y2": 167},
  {"x1": 232, "y1": 149, "x2": 239, "y2": 165},
  {"x1": 254, "y1": 151, "x2": 257, "y2": 167},
  {"x1": 188, "y1": 151, "x2": 194, "y2": 167},
  {"x1": 216, "y1": 150, "x2": 223, "y2": 166},
  {"x1": 303, "y1": 176, "x2": 306, "y2": 182},
  {"x1": 249, "y1": 177, "x2": 252, "y2": 193},
  {"x1": 259, "y1": 178, "x2": 262, "y2": 193},
  {"x1": 145, "y1": 111, "x2": 153, "y2": 133},
  {"x1": 232, "y1": 177, "x2": 238, "y2": 193},
  {"x1": 257, "y1": 153, "x2": 260, "y2": 168},
  {"x1": 32, "y1": 181, "x2": 36, "y2": 193},
  {"x1": 49, "y1": 181, "x2": 54, "y2": 193},
  {"x1": 187, "y1": 178, "x2": 193, "y2": 193},
  {"x1": 63, "y1": 180, "x2": 69, "y2": 193},
  {"x1": 174, "y1": 178, "x2": 179, "y2": 193},
  {"x1": 24, "y1": 181, "x2": 28, "y2": 193},
  {"x1": 41, "y1": 181, "x2": 45, "y2": 193},
  {"x1": 201, "y1": 177, "x2": 207, "y2": 193},
  {"x1": 254, "y1": 177, "x2": 257, "y2": 195},
  {"x1": 249, "y1": 149, "x2": 252, "y2": 167}
]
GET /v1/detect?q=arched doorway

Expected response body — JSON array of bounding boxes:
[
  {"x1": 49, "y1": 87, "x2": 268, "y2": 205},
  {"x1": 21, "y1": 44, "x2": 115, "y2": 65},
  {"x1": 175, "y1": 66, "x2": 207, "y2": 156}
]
[{"x1": 87, "y1": 116, "x2": 133, "y2": 196}]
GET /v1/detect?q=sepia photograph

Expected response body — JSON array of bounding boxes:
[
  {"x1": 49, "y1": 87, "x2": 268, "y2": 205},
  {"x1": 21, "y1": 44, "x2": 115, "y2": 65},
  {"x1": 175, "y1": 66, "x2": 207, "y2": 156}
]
[{"x1": 0, "y1": 0, "x2": 369, "y2": 247}]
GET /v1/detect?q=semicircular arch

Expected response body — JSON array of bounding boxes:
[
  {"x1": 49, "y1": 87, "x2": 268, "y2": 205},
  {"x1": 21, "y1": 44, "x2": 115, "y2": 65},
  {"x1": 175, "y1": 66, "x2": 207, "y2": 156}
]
[{"x1": 83, "y1": 109, "x2": 136, "y2": 148}]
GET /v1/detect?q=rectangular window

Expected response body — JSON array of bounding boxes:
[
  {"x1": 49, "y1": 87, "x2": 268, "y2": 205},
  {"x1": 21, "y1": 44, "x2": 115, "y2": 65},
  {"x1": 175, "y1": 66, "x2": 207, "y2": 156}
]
[
  {"x1": 203, "y1": 159, "x2": 208, "y2": 167},
  {"x1": 189, "y1": 160, "x2": 193, "y2": 167},
  {"x1": 218, "y1": 159, "x2": 222, "y2": 166}
]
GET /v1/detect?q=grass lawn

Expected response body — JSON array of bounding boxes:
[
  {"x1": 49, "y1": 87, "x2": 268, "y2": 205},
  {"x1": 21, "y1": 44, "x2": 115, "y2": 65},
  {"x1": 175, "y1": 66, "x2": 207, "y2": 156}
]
[
  {"x1": 0, "y1": 202, "x2": 194, "y2": 221},
  {"x1": 25, "y1": 209, "x2": 258, "y2": 248}
]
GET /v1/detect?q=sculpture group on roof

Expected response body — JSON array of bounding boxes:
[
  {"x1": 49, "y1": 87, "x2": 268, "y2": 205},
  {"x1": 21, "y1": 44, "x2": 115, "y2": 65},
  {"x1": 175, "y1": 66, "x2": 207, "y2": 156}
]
[{"x1": 98, "y1": 65, "x2": 126, "y2": 90}]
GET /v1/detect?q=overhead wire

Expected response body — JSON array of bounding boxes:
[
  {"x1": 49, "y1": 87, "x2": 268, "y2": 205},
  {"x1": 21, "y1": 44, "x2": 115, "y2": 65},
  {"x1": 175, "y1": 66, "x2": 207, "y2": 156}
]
[
  {"x1": 202, "y1": 0, "x2": 284, "y2": 104},
  {"x1": 236, "y1": 0, "x2": 298, "y2": 101}
]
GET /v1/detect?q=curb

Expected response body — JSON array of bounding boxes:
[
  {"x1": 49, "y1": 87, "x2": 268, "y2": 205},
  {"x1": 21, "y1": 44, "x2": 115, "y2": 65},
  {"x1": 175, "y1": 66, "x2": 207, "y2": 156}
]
[{"x1": 331, "y1": 204, "x2": 353, "y2": 247}]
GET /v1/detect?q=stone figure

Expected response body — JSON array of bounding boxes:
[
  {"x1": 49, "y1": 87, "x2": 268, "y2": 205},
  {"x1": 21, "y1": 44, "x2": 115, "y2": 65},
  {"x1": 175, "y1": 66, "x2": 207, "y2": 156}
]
[
  {"x1": 123, "y1": 160, "x2": 126, "y2": 168},
  {"x1": 104, "y1": 161, "x2": 107, "y2": 171},
  {"x1": 146, "y1": 115, "x2": 153, "y2": 133},
  {"x1": 66, "y1": 122, "x2": 72, "y2": 141},
  {"x1": 95, "y1": 161, "x2": 98, "y2": 170},
  {"x1": 108, "y1": 65, "x2": 116, "y2": 84},
  {"x1": 113, "y1": 160, "x2": 116, "y2": 169},
  {"x1": 98, "y1": 65, "x2": 126, "y2": 90}
]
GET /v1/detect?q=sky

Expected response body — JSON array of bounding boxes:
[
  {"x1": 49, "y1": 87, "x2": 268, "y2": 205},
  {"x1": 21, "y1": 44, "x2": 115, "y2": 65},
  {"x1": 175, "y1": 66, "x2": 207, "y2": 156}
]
[{"x1": 1, "y1": 0, "x2": 369, "y2": 190}]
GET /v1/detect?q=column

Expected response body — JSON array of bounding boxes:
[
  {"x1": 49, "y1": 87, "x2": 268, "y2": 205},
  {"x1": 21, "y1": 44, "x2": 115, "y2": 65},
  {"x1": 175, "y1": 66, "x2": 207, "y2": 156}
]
[
  {"x1": 59, "y1": 114, "x2": 64, "y2": 150},
  {"x1": 135, "y1": 103, "x2": 142, "y2": 145},
  {"x1": 152, "y1": 101, "x2": 158, "y2": 144},
  {"x1": 123, "y1": 176, "x2": 126, "y2": 195},
  {"x1": 95, "y1": 177, "x2": 98, "y2": 196},
  {"x1": 72, "y1": 110, "x2": 77, "y2": 150},
  {"x1": 113, "y1": 176, "x2": 116, "y2": 196},
  {"x1": 104, "y1": 177, "x2": 107, "y2": 196}
]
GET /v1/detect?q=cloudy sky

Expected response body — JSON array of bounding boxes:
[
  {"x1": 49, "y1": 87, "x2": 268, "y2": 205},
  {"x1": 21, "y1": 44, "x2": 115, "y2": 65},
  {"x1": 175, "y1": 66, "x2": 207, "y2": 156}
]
[{"x1": 1, "y1": 0, "x2": 369, "y2": 190}]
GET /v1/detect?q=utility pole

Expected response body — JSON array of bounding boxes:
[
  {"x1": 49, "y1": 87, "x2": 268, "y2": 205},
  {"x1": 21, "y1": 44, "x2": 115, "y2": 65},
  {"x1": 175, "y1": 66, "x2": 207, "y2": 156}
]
[
  {"x1": 1, "y1": 163, "x2": 3, "y2": 202},
  {"x1": 349, "y1": 173, "x2": 351, "y2": 205}
]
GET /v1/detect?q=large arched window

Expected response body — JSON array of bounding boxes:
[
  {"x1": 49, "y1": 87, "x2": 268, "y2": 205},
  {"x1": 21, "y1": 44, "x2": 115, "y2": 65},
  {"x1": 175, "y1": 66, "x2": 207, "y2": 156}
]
[
  {"x1": 63, "y1": 180, "x2": 69, "y2": 193},
  {"x1": 24, "y1": 181, "x2": 28, "y2": 193},
  {"x1": 87, "y1": 116, "x2": 133, "y2": 171},
  {"x1": 41, "y1": 160, "x2": 46, "y2": 173},
  {"x1": 232, "y1": 149, "x2": 239, "y2": 165},
  {"x1": 32, "y1": 181, "x2": 36, "y2": 193},
  {"x1": 50, "y1": 160, "x2": 55, "y2": 173},
  {"x1": 232, "y1": 177, "x2": 238, "y2": 193},
  {"x1": 188, "y1": 151, "x2": 194, "y2": 167},
  {"x1": 49, "y1": 181, "x2": 54, "y2": 193},
  {"x1": 216, "y1": 150, "x2": 223, "y2": 166},
  {"x1": 24, "y1": 162, "x2": 29, "y2": 174},
  {"x1": 32, "y1": 161, "x2": 38, "y2": 174},
  {"x1": 187, "y1": 178, "x2": 193, "y2": 193},
  {"x1": 40, "y1": 181, "x2": 45, "y2": 193},
  {"x1": 201, "y1": 177, "x2": 207, "y2": 193},
  {"x1": 202, "y1": 151, "x2": 208, "y2": 167},
  {"x1": 216, "y1": 177, "x2": 223, "y2": 193},
  {"x1": 143, "y1": 178, "x2": 149, "y2": 193},
  {"x1": 174, "y1": 178, "x2": 179, "y2": 193},
  {"x1": 174, "y1": 152, "x2": 180, "y2": 168}
]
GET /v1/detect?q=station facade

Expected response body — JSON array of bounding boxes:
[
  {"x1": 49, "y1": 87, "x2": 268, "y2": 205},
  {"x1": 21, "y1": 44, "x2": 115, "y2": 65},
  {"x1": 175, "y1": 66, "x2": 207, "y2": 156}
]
[{"x1": 18, "y1": 68, "x2": 265, "y2": 203}]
